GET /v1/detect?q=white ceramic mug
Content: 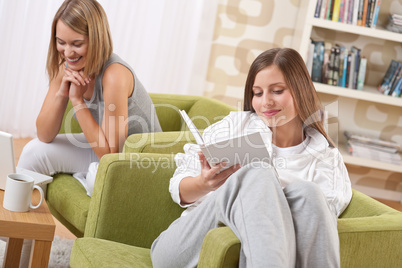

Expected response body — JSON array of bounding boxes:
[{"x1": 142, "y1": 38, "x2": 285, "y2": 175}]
[{"x1": 3, "y1": 173, "x2": 44, "y2": 212}]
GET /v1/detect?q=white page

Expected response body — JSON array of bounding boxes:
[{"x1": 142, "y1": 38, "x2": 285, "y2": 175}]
[{"x1": 179, "y1": 110, "x2": 204, "y2": 145}]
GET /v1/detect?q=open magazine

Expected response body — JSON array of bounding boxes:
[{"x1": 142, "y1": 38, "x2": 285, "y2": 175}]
[{"x1": 179, "y1": 110, "x2": 275, "y2": 172}]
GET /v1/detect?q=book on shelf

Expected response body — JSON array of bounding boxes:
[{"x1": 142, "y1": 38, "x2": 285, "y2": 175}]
[
  {"x1": 392, "y1": 78, "x2": 402, "y2": 97},
  {"x1": 342, "y1": 0, "x2": 349, "y2": 23},
  {"x1": 366, "y1": 0, "x2": 375, "y2": 27},
  {"x1": 328, "y1": 0, "x2": 335, "y2": 20},
  {"x1": 357, "y1": 0, "x2": 365, "y2": 26},
  {"x1": 347, "y1": 48, "x2": 356, "y2": 89},
  {"x1": 341, "y1": 48, "x2": 349, "y2": 87},
  {"x1": 356, "y1": 57, "x2": 367, "y2": 90},
  {"x1": 315, "y1": 0, "x2": 323, "y2": 18},
  {"x1": 390, "y1": 63, "x2": 402, "y2": 97},
  {"x1": 371, "y1": 0, "x2": 381, "y2": 28},
  {"x1": 327, "y1": 46, "x2": 337, "y2": 85},
  {"x1": 314, "y1": 0, "x2": 382, "y2": 28},
  {"x1": 179, "y1": 110, "x2": 274, "y2": 171},
  {"x1": 332, "y1": 0, "x2": 342, "y2": 22},
  {"x1": 351, "y1": 46, "x2": 361, "y2": 89},
  {"x1": 345, "y1": 51, "x2": 352, "y2": 87},
  {"x1": 388, "y1": 68, "x2": 402, "y2": 97},
  {"x1": 322, "y1": 42, "x2": 332, "y2": 84},
  {"x1": 352, "y1": 0, "x2": 360, "y2": 25},
  {"x1": 311, "y1": 40, "x2": 325, "y2": 82},
  {"x1": 378, "y1": 60, "x2": 402, "y2": 98},
  {"x1": 332, "y1": 45, "x2": 341, "y2": 86},
  {"x1": 361, "y1": 0, "x2": 370, "y2": 27}
]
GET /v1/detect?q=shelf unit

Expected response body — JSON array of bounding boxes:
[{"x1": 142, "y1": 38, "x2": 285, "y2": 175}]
[
  {"x1": 292, "y1": 0, "x2": 402, "y2": 177},
  {"x1": 310, "y1": 18, "x2": 402, "y2": 43},
  {"x1": 314, "y1": 82, "x2": 402, "y2": 107}
]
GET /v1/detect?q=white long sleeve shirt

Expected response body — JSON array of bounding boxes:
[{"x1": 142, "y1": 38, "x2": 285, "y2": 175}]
[{"x1": 170, "y1": 111, "x2": 352, "y2": 217}]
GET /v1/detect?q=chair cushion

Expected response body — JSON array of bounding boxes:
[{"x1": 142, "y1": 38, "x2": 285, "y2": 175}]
[
  {"x1": 70, "y1": 237, "x2": 152, "y2": 267},
  {"x1": 85, "y1": 153, "x2": 184, "y2": 248},
  {"x1": 181, "y1": 98, "x2": 236, "y2": 131},
  {"x1": 150, "y1": 94, "x2": 200, "y2": 131},
  {"x1": 46, "y1": 173, "x2": 90, "y2": 237}
]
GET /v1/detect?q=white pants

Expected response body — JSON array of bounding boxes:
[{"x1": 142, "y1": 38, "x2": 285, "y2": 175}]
[
  {"x1": 6, "y1": 133, "x2": 99, "y2": 267},
  {"x1": 17, "y1": 133, "x2": 98, "y2": 175},
  {"x1": 17, "y1": 133, "x2": 99, "y2": 196}
]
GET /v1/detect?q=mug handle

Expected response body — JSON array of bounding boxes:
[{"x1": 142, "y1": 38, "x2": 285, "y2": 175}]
[{"x1": 30, "y1": 185, "x2": 44, "y2": 209}]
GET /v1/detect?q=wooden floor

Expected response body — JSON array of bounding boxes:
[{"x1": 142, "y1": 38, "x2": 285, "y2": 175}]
[{"x1": 13, "y1": 138, "x2": 402, "y2": 240}]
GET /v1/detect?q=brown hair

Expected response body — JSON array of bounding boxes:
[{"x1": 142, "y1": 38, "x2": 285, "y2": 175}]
[
  {"x1": 243, "y1": 48, "x2": 335, "y2": 147},
  {"x1": 46, "y1": 0, "x2": 113, "y2": 79}
]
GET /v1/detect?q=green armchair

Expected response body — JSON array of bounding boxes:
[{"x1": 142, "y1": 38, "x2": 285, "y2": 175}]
[
  {"x1": 46, "y1": 93, "x2": 236, "y2": 237},
  {"x1": 69, "y1": 150, "x2": 402, "y2": 267}
]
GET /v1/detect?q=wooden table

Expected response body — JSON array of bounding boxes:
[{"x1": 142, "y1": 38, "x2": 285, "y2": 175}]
[{"x1": 0, "y1": 189, "x2": 55, "y2": 268}]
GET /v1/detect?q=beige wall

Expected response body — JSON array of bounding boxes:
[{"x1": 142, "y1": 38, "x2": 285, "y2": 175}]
[
  {"x1": 205, "y1": 0, "x2": 300, "y2": 107},
  {"x1": 204, "y1": 0, "x2": 402, "y2": 199}
]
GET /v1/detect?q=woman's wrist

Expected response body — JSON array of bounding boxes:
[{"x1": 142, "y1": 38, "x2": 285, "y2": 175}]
[
  {"x1": 179, "y1": 175, "x2": 210, "y2": 205},
  {"x1": 193, "y1": 174, "x2": 212, "y2": 196},
  {"x1": 55, "y1": 90, "x2": 69, "y2": 100},
  {"x1": 70, "y1": 97, "x2": 85, "y2": 107}
]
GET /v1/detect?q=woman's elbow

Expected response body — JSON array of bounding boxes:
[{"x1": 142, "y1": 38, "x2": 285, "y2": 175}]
[{"x1": 36, "y1": 130, "x2": 56, "y2": 143}]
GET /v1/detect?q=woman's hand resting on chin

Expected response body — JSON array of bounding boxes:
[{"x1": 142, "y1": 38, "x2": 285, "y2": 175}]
[{"x1": 63, "y1": 68, "x2": 91, "y2": 105}]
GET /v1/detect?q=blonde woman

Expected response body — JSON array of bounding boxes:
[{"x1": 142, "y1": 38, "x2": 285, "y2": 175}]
[
  {"x1": 18, "y1": 0, "x2": 161, "y2": 195},
  {"x1": 13, "y1": 1, "x2": 161, "y2": 265}
]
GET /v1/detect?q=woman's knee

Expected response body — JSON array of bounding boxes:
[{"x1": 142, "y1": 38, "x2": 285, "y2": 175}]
[
  {"x1": 218, "y1": 163, "x2": 280, "y2": 199},
  {"x1": 285, "y1": 180, "x2": 327, "y2": 208},
  {"x1": 236, "y1": 163, "x2": 278, "y2": 186},
  {"x1": 17, "y1": 138, "x2": 55, "y2": 173},
  {"x1": 18, "y1": 139, "x2": 45, "y2": 164}
]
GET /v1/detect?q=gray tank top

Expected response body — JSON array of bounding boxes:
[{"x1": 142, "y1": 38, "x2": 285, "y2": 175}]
[{"x1": 81, "y1": 53, "x2": 161, "y2": 135}]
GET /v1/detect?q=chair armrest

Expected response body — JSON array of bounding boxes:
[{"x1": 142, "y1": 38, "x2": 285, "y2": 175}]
[
  {"x1": 198, "y1": 226, "x2": 240, "y2": 268},
  {"x1": 199, "y1": 214, "x2": 402, "y2": 268},
  {"x1": 338, "y1": 213, "x2": 402, "y2": 267},
  {"x1": 340, "y1": 189, "x2": 398, "y2": 218},
  {"x1": 123, "y1": 131, "x2": 196, "y2": 154},
  {"x1": 85, "y1": 153, "x2": 184, "y2": 248}
]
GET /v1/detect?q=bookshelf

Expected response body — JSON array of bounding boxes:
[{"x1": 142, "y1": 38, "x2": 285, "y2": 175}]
[
  {"x1": 314, "y1": 83, "x2": 402, "y2": 106},
  {"x1": 310, "y1": 18, "x2": 402, "y2": 43},
  {"x1": 292, "y1": 0, "x2": 402, "y2": 176}
]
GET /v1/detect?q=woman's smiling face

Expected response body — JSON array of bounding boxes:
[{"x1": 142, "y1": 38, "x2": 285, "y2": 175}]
[
  {"x1": 55, "y1": 20, "x2": 88, "y2": 71},
  {"x1": 251, "y1": 65, "x2": 299, "y2": 128}
]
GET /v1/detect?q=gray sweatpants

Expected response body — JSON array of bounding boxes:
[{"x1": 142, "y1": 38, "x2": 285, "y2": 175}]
[{"x1": 151, "y1": 163, "x2": 340, "y2": 268}]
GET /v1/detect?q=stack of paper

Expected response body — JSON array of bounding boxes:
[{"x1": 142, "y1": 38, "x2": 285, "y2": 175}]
[{"x1": 345, "y1": 131, "x2": 401, "y2": 165}]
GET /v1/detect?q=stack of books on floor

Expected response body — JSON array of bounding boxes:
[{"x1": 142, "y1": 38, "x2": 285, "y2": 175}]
[
  {"x1": 378, "y1": 60, "x2": 402, "y2": 98},
  {"x1": 306, "y1": 42, "x2": 367, "y2": 90},
  {"x1": 314, "y1": 0, "x2": 382, "y2": 28},
  {"x1": 344, "y1": 131, "x2": 401, "y2": 165},
  {"x1": 386, "y1": 13, "x2": 402, "y2": 33}
]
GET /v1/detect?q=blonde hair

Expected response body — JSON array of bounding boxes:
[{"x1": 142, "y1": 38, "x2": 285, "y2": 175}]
[
  {"x1": 243, "y1": 48, "x2": 335, "y2": 147},
  {"x1": 46, "y1": 0, "x2": 113, "y2": 79}
]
